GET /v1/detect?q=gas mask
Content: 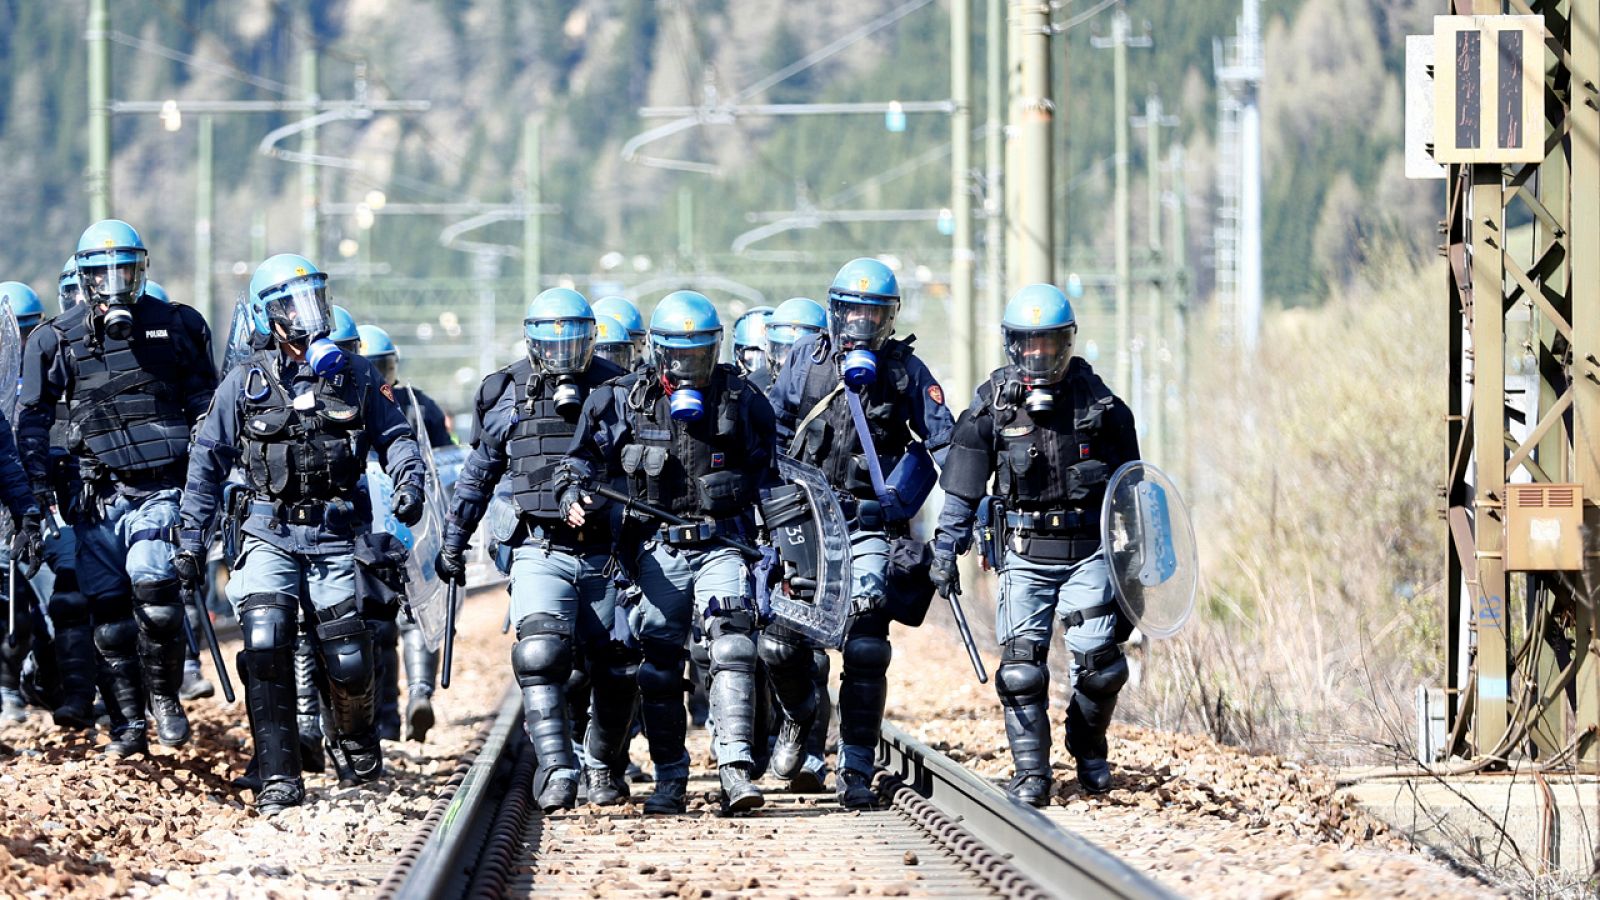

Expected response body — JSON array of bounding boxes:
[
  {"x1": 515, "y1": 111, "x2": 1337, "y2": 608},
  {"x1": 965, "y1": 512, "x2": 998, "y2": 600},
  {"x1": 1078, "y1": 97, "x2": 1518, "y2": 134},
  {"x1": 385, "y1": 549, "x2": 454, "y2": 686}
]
[
  {"x1": 841, "y1": 348, "x2": 878, "y2": 388},
  {"x1": 553, "y1": 376, "x2": 584, "y2": 416}
]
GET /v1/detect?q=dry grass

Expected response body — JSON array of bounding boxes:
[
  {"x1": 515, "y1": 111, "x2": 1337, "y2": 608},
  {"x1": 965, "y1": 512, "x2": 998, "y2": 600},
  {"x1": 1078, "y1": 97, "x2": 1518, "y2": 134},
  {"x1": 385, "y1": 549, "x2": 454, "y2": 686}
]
[{"x1": 1121, "y1": 257, "x2": 1445, "y2": 763}]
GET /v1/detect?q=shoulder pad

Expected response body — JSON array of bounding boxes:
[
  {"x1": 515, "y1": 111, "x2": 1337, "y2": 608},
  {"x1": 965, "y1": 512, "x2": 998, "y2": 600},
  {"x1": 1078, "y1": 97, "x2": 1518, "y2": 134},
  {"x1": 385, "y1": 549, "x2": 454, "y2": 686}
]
[
  {"x1": 886, "y1": 334, "x2": 916, "y2": 357},
  {"x1": 476, "y1": 371, "x2": 515, "y2": 417}
]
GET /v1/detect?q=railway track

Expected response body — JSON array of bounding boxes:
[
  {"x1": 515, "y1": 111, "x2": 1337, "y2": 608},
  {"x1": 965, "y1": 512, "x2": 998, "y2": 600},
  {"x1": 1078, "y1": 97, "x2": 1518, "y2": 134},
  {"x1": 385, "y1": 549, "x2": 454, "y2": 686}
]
[{"x1": 372, "y1": 685, "x2": 1175, "y2": 900}]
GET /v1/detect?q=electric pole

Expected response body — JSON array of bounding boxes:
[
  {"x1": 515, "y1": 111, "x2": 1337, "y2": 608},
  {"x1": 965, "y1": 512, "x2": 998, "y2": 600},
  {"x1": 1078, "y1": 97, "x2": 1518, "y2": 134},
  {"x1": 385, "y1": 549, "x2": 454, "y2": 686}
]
[
  {"x1": 952, "y1": 0, "x2": 976, "y2": 406},
  {"x1": 1166, "y1": 143, "x2": 1190, "y2": 486},
  {"x1": 301, "y1": 45, "x2": 321, "y2": 257},
  {"x1": 1016, "y1": 0, "x2": 1054, "y2": 287},
  {"x1": 195, "y1": 115, "x2": 215, "y2": 332},
  {"x1": 984, "y1": 0, "x2": 1006, "y2": 376},
  {"x1": 523, "y1": 117, "x2": 541, "y2": 304},
  {"x1": 1092, "y1": 10, "x2": 1150, "y2": 401},
  {"x1": 1133, "y1": 95, "x2": 1177, "y2": 463},
  {"x1": 86, "y1": 0, "x2": 111, "y2": 220}
]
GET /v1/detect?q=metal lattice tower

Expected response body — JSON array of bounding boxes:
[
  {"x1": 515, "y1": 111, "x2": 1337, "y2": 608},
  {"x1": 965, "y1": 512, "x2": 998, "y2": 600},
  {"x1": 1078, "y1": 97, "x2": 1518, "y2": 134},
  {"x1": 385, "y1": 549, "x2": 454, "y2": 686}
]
[
  {"x1": 1444, "y1": 0, "x2": 1600, "y2": 772},
  {"x1": 1213, "y1": 0, "x2": 1262, "y2": 352}
]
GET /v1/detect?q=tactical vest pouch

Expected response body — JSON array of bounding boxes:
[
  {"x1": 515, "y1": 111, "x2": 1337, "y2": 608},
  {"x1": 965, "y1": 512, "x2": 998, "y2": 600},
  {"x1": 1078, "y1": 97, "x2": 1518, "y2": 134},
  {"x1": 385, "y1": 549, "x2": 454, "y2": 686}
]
[
  {"x1": 1063, "y1": 459, "x2": 1109, "y2": 502},
  {"x1": 884, "y1": 535, "x2": 935, "y2": 627},
  {"x1": 353, "y1": 531, "x2": 410, "y2": 621},
  {"x1": 696, "y1": 471, "x2": 745, "y2": 518}
]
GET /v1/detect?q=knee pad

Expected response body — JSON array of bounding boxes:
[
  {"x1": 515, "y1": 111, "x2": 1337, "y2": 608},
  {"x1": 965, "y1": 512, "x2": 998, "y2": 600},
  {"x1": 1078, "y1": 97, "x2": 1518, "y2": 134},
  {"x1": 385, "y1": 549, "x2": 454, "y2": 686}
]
[
  {"x1": 709, "y1": 631, "x2": 757, "y2": 678},
  {"x1": 757, "y1": 628, "x2": 810, "y2": 671},
  {"x1": 512, "y1": 615, "x2": 574, "y2": 688},
  {"x1": 315, "y1": 613, "x2": 374, "y2": 688},
  {"x1": 1075, "y1": 650, "x2": 1126, "y2": 701},
  {"x1": 47, "y1": 591, "x2": 91, "y2": 628},
  {"x1": 842, "y1": 635, "x2": 891, "y2": 678},
  {"x1": 239, "y1": 593, "x2": 297, "y2": 652},
  {"x1": 996, "y1": 639, "x2": 1049, "y2": 707},
  {"x1": 637, "y1": 639, "x2": 687, "y2": 700},
  {"x1": 94, "y1": 617, "x2": 139, "y2": 655},
  {"x1": 131, "y1": 579, "x2": 185, "y2": 637}
]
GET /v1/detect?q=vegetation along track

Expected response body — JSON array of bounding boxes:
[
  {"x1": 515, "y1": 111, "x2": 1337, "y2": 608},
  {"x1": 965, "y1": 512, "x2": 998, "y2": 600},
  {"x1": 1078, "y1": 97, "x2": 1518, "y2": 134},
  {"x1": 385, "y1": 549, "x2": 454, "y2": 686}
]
[{"x1": 376, "y1": 696, "x2": 1174, "y2": 899}]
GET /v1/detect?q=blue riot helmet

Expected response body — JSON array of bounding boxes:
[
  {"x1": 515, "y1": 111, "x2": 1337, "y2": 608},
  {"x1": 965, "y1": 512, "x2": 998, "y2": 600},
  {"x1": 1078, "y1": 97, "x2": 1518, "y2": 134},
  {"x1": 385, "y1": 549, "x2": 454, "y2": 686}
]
[
  {"x1": 826, "y1": 258, "x2": 899, "y2": 353},
  {"x1": 766, "y1": 297, "x2": 827, "y2": 375},
  {"x1": 329, "y1": 305, "x2": 360, "y2": 354},
  {"x1": 649, "y1": 290, "x2": 722, "y2": 421},
  {"x1": 250, "y1": 253, "x2": 344, "y2": 376},
  {"x1": 1, "y1": 282, "x2": 43, "y2": 342},
  {"x1": 357, "y1": 323, "x2": 400, "y2": 387},
  {"x1": 75, "y1": 219, "x2": 148, "y2": 306},
  {"x1": 75, "y1": 219, "x2": 148, "y2": 341},
  {"x1": 526, "y1": 288, "x2": 597, "y2": 414},
  {"x1": 731, "y1": 305, "x2": 773, "y2": 376},
  {"x1": 1003, "y1": 283, "x2": 1078, "y2": 413},
  {"x1": 593, "y1": 314, "x2": 634, "y2": 370},
  {"x1": 143, "y1": 280, "x2": 170, "y2": 303},
  {"x1": 58, "y1": 257, "x2": 84, "y2": 314},
  {"x1": 594, "y1": 296, "x2": 646, "y2": 365}
]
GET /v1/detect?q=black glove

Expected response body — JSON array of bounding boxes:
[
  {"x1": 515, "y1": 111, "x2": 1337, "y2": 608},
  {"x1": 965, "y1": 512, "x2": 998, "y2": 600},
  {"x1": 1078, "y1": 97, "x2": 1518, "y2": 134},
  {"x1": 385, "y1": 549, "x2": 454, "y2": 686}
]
[
  {"x1": 929, "y1": 548, "x2": 961, "y2": 600},
  {"x1": 13, "y1": 514, "x2": 44, "y2": 578},
  {"x1": 392, "y1": 484, "x2": 425, "y2": 527},
  {"x1": 434, "y1": 547, "x2": 467, "y2": 586},
  {"x1": 174, "y1": 547, "x2": 206, "y2": 591}
]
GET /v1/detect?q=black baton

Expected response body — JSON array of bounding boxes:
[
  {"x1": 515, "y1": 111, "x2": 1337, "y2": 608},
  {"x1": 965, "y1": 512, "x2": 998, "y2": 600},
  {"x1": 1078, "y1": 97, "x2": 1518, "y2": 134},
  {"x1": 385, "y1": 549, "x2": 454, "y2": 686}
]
[
  {"x1": 184, "y1": 584, "x2": 235, "y2": 702},
  {"x1": 441, "y1": 581, "x2": 458, "y2": 689},
  {"x1": 942, "y1": 582, "x2": 989, "y2": 684},
  {"x1": 586, "y1": 484, "x2": 760, "y2": 557}
]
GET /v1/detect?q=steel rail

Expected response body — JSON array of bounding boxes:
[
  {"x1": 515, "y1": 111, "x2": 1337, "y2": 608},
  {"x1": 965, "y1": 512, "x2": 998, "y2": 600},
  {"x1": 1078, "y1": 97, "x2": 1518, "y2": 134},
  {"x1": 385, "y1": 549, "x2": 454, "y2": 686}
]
[
  {"x1": 878, "y1": 720, "x2": 1178, "y2": 900},
  {"x1": 390, "y1": 686, "x2": 525, "y2": 900}
]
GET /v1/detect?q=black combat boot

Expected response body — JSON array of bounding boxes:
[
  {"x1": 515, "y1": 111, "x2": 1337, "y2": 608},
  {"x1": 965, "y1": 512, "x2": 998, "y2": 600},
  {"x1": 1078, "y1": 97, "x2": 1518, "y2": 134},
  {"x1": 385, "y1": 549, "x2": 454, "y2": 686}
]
[
  {"x1": 836, "y1": 767, "x2": 876, "y2": 810},
  {"x1": 1065, "y1": 647, "x2": 1129, "y2": 797},
  {"x1": 238, "y1": 648, "x2": 306, "y2": 815},
  {"x1": 584, "y1": 766, "x2": 630, "y2": 806},
  {"x1": 48, "y1": 593, "x2": 97, "y2": 729},
  {"x1": 133, "y1": 582, "x2": 191, "y2": 747},
  {"x1": 758, "y1": 627, "x2": 817, "y2": 782},
  {"x1": 997, "y1": 640, "x2": 1052, "y2": 807},
  {"x1": 400, "y1": 625, "x2": 437, "y2": 743},
  {"x1": 514, "y1": 614, "x2": 579, "y2": 813},
  {"x1": 94, "y1": 621, "x2": 148, "y2": 758},
  {"x1": 718, "y1": 763, "x2": 763, "y2": 814},
  {"x1": 643, "y1": 777, "x2": 687, "y2": 815}
]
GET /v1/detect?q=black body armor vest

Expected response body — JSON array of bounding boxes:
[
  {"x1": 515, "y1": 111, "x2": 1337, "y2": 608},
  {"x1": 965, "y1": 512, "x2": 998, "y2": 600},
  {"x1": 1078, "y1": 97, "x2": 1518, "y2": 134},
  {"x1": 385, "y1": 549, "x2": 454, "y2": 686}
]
[
  {"x1": 789, "y1": 336, "x2": 916, "y2": 496},
  {"x1": 237, "y1": 355, "x2": 365, "y2": 503},
  {"x1": 621, "y1": 365, "x2": 753, "y2": 519},
  {"x1": 987, "y1": 362, "x2": 1117, "y2": 516},
  {"x1": 56, "y1": 302, "x2": 192, "y2": 477},
  {"x1": 506, "y1": 374, "x2": 584, "y2": 519}
]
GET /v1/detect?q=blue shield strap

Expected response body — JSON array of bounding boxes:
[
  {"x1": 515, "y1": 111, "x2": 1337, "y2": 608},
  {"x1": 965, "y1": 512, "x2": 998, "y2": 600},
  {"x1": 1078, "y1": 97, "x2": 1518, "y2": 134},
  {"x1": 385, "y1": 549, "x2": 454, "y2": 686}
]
[{"x1": 844, "y1": 388, "x2": 892, "y2": 508}]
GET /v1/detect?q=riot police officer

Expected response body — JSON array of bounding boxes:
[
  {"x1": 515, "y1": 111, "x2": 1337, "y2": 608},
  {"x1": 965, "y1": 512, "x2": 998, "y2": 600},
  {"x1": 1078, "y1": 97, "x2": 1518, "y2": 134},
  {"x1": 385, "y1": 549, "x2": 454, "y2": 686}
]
[
  {"x1": 561, "y1": 290, "x2": 778, "y2": 815},
  {"x1": 931, "y1": 284, "x2": 1140, "y2": 804},
  {"x1": 18, "y1": 220, "x2": 218, "y2": 756},
  {"x1": 0, "y1": 408, "x2": 43, "y2": 722},
  {"x1": 359, "y1": 325, "x2": 453, "y2": 448},
  {"x1": 731, "y1": 306, "x2": 774, "y2": 387},
  {"x1": 766, "y1": 259, "x2": 954, "y2": 808},
  {"x1": 436, "y1": 288, "x2": 633, "y2": 812},
  {"x1": 329, "y1": 306, "x2": 360, "y2": 355},
  {"x1": 765, "y1": 297, "x2": 826, "y2": 376},
  {"x1": 356, "y1": 323, "x2": 448, "y2": 742},
  {"x1": 58, "y1": 258, "x2": 84, "y2": 314},
  {"x1": 176, "y1": 253, "x2": 426, "y2": 815},
  {"x1": 592, "y1": 296, "x2": 647, "y2": 370},
  {"x1": 593, "y1": 313, "x2": 636, "y2": 371}
]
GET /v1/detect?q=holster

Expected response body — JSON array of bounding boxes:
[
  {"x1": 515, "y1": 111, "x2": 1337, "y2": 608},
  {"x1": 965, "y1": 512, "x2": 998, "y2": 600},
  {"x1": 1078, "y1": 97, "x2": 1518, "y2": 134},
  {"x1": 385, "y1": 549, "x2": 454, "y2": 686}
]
[{"x1": 353, "y1": 532, "x2": 410, "y2": 622}]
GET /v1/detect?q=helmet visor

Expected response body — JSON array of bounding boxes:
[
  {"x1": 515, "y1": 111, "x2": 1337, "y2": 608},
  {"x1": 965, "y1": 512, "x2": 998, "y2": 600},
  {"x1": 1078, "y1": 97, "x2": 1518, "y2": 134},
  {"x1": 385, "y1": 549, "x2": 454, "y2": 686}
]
[
  {"x1": 652, "y1": 337, "x2": 719, "y2": 387},
  {"x1": 594, "y1": 343, "x2": 634, "y2": 369},
  {"x1": 524, "y1": 317, "x2": 597, "y2": 374},
  {"x1": 78, "y1": 251, "x2": 147, "y2": 304},
  {"x1": 828, "y1": 297, "x2": 896, "y2": 349},
  {"x1": 1005, "y1": 325, "x2": 1076, "y2": 385},
  {"x1": 737, "y1": 346, "x2": 768, "y2": 375},
  {"x1": 58, "y1": 276, "x2": 83, "y2": 313},
  {"x1": 263, "y1": 276, "x2": 333, "y2": 343}
]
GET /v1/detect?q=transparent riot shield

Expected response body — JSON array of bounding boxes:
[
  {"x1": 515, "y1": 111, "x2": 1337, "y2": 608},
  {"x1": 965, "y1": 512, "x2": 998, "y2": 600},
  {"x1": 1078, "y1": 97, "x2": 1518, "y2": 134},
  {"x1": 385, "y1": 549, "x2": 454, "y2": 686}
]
[
  {"x1": 1101, "y1": 461, "x2": 1198, "y2": 639},
  {"x1": 0, "y1": 304, "x2": 19, "y2": 425},
  {"x1": 764, "y1": 455, "x2": 853, "y2": 649},
  {"x1": 220, "y1": 293, "x2": 258, "y2": 378},
  {"x1": 368, "y1": 389, "x2": 452, "y2": 651}
]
